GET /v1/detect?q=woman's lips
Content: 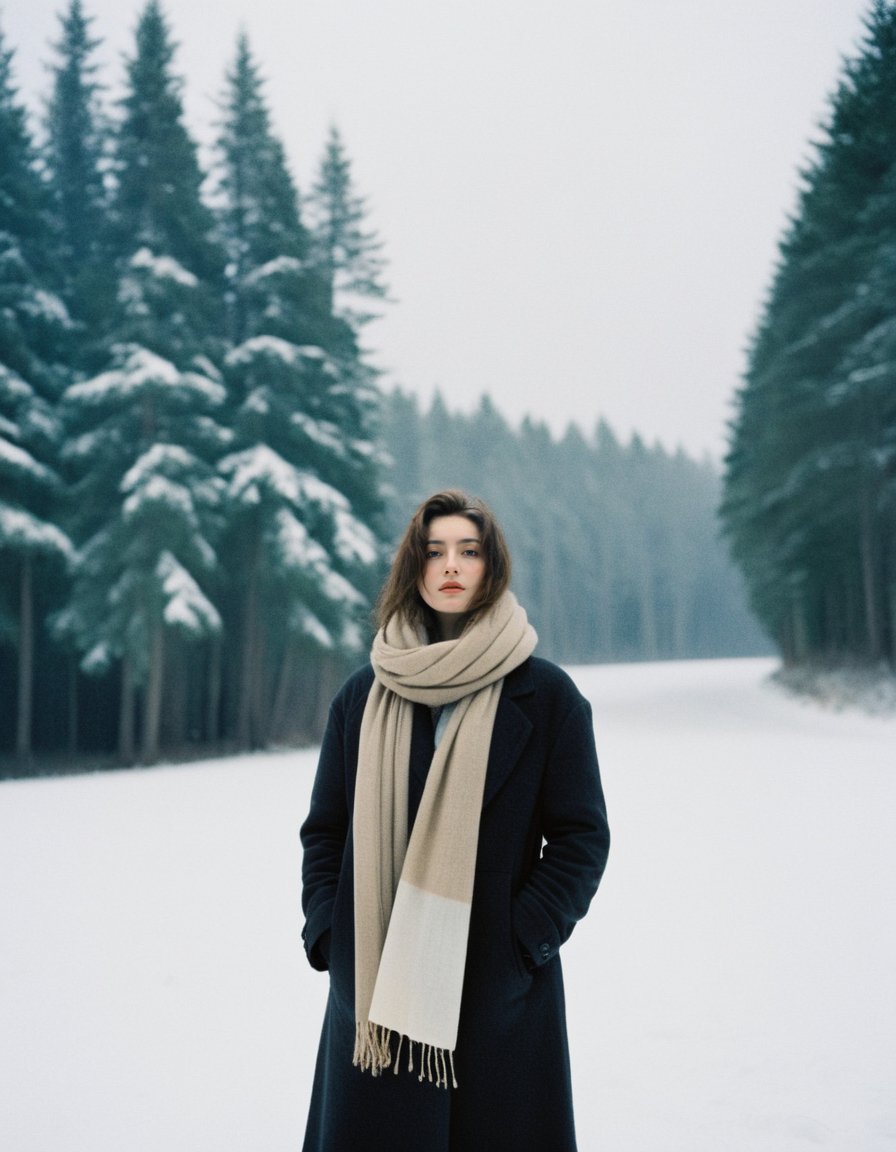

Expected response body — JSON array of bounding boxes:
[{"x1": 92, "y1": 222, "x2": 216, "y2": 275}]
[{"x1": 439, "y1": 582, "x2": 464, "y2": 591}]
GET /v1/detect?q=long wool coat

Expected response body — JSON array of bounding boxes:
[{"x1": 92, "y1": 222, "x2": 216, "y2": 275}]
[{"x1": 300, "y1": 655, "x2": 610, "y2": 1152}]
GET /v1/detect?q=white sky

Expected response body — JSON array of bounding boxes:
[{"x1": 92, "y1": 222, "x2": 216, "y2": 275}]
[{"x1": 0, "y1": 1, "x2": 873, "y2": 459}]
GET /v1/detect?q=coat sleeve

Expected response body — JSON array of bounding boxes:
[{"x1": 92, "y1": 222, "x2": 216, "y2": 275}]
[
  {"x1": 300, "y1": 692, "x2": 351, "y2": 971},
  {"x1": 512, "y1": 695, "x2": 610, "y2": 969}
]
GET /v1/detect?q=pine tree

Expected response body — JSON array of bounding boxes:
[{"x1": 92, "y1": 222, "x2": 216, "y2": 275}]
[
  {"x1": 215, "y1": 32, "x2": 308, "y2": 342},
  {"x1": 308, "y1": 124, "x2": 388, "y2": 324},
  {"x1": 0, "y1": 21, "x2": 73, "y2": 760},
  {"x1": 44, "y1": 0, "x2": 113, "y2": 349},
  {"x1": 115, "y1": 2, "x2": 221, "y2": 286},
  {"x1": 60, "y1": 1, "x2": 227, "y2": 763},
  {"x1": 722, "y1": 0, "x2": 896, "y2": 666},
  {"x1": 215, "y1": 35, "x2": 383, "y2": 748}
]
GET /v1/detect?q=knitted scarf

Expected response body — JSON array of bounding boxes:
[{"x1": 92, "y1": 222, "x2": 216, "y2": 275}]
[{"x1": 353, "y1": 592, "x2": 537, "y2": 1088}]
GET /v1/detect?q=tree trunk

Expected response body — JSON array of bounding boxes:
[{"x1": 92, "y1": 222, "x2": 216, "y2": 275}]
[
  {"x1": 142, "y1": 621, "x2": 165, "y2": 765},
  {"x1": 16, "y1": 555, "x2": 33, "y2": 762},
  {"x1": 118, "y1": 657, "x2": 136, "y2": 765},
  {"x1": 270, "y1": 641, "x2": 298, "y2": 742},
  {"x1": 596, "y1": 543, "x2": 613, "y2": 659},
  {"x1": 859, "y1": 488, "x2": 882, "y2": 661},
  {"x1": 886, "y1": 530, "x2": 896, "y2": 669},
  {"x1": 238, "y1": 540, "x2": 261, "y2": 750},
  {"x1": 252, "y1": 618, "x2": 268, "y2": 747},
  {"x1": 67, "y1": 655, "x2": 79, "y2": 758},
  {"x1": 668, "y1": 555, "x2": 687, "y2": 659},
  {"x1": 639, "y1": 561, "x2": 658, "y2": 660},
  {"x1": 791, "y1": 594, "x2": 809, "y2": 663},
  {"x1": 164, "y1": 637, "x2": 187, "y2": 750},
  {"x1": 205, "y1": 637, "x2": 222, "y2": 743}
]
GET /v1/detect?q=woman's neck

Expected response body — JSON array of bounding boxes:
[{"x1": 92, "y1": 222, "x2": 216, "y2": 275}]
[{"x1": 434, "y1": 612, "x2": 470, "y2": 641}]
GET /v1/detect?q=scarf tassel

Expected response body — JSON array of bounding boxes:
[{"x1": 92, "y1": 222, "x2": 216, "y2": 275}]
[{"x1": 353, "y1": 1022, "x2": 458, "y2": 1089}]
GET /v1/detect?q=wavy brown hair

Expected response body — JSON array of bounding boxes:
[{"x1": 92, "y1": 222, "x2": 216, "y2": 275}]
[{"x1": 376, "y1": 490, "x2": 512, "y2": 636}]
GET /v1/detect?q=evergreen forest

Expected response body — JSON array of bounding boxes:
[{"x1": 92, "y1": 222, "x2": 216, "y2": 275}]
[
  {"x1": 722, "y1": 0, "x2": 896, "y2": 668},
  {"x1": 1, "y1": 1, "x2": 764, "y2": 773}
]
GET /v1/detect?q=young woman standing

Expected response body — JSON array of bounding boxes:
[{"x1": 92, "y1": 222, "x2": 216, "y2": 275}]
[{"x1": 300, "y1": 489, "x2": 610, "y2": 1151}]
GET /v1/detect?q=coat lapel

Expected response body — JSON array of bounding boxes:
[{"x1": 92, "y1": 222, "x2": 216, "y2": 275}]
[
  {"x1": 409, "y1": 702, "x2": 435, "y2": 817},
  {"x1": 407, "y1": 661, "x2": 535, "y2": 811},
  {"x1": 483, "y1": 661, "x2": 534, "y2": 808}
]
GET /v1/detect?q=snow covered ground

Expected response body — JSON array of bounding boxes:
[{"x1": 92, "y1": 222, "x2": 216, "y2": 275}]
[{"x1": 1, "y1": 656, "x2": 894, "y2": 1151}]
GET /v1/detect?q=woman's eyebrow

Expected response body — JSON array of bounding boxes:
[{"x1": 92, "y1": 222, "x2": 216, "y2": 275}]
[{"x1": 425, "y1": 537, "x2": 481, "y2": 546}]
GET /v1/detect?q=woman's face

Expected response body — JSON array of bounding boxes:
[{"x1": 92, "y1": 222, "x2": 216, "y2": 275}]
[{"x1": 418, "y1": 514, "x2": 486, "y2": 631}]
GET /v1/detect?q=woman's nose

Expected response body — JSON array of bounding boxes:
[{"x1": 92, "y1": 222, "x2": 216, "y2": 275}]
[{"x1": 444, "y1": 552, "x2": 459, "y2": 571}]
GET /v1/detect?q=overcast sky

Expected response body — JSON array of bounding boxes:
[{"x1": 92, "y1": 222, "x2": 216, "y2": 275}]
[{"x1": 1, "y1": 0, "x2": 873, "y2": 459}]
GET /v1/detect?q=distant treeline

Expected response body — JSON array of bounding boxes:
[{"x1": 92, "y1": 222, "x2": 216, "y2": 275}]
[
  {"x1": 381, "y1": 391, "x2": 769, "y2": 665},
  {"x1": 722, "y1": 1, "x2": 896, "y2": 668}
]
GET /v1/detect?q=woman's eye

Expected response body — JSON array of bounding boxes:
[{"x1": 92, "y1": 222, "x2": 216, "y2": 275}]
[
  {"x1": 425, "y1": 550, "x2": 441, "y2": 559},
  {"x1": 463, "y1": 549, "x2": 479, "y2": 557}
]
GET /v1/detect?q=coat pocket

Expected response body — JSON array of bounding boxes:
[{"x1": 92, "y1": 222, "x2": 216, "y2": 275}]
[
  {"x1": 326, "y1": 862, "x2": 356, "y2": 1017},
  {"x1": 469, "y1": 869, "x2": 532, "y2": 991}
]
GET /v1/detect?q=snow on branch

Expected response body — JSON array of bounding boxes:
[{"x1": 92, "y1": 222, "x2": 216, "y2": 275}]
[
  {"x1": 295, "y1": 472, "x2": 350, "y2": 513},
  {"x1": 243, "y1": 256, "x2": 304, "y2": 285},
  {"x1": 340, "y1": 618, "x2": 365, "y2": 652},
  {"x1": 226, "y1": 335, "x2": 303, "y2": 367},
  {"x1": 220, "y1": 446, "x2": 375, "y2": 569},
  {"x1": 19, "y1": 288, "x2": 73, "y2": 327},
  {"x1": 0, "y1": 503, "x2": 73, "y2": 559},
  {"x1": 157, "y1": 552, "x2": 221, "y2": 636},
  {"x1": 273, "y1": 509, "x2": 364, "y2": 606},
  {"x1": 130, "y1": 247, "x2": 199, "y2": 287},
  {"x1": 319, "y1": 566, "x2": 365, "y2": 607},
  {"x1": 121, "y1": 444, "x2": 199, "y2": 492},
  {"x1": 241, "y1": 387, "x2": 272, "y2": 416},
  {"x1": 66, "y1": 346, "x2": 225, "y2": 407},
  {"x1": 122, "y1": 475, "x2": 197, "y2": 524},
  {"x1": 0, "y1": 364, "x2": 34, "y2": 403},
  {"x1": 291, "y1": 411, "x2": 345, "y2": 455},
  {"x1": 290, "y1": 605, "x2": 335, "y2": 650},
  {"x1": 273, "y1": 507, "x2": 330, "y2": 570},
  {"x1": 332, "y1": 505, "x2": 378, "y2": 566},
  {"x1": 225, "y1": 335, "x2": 329, "y2": 369},
  {"x1": 0, "y1": 436, "x2": 56, "y2": 486},
  {"x1": 220, "y1": 444, "x2": 303, "y2": 506},
  {"x1": 219, "y1": 445, "x2": 350, "y2": 515},
  {"x1": 81, "y1": 641, "x2": 113, "y2": 675}
]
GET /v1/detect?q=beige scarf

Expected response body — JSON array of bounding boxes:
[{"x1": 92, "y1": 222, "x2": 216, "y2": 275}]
[{"x1": 353, "y1": 592, "x2": 537, "y2": 1088}]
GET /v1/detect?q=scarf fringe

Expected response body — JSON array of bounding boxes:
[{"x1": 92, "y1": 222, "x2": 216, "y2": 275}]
[{"x1": 353, "y1": 1021, "x2": 458, "y2": 1089}]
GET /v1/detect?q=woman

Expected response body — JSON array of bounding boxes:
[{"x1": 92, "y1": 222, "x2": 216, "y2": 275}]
[{"x1": 300, "y1": 490, "x2": 610, "y2": 1151}]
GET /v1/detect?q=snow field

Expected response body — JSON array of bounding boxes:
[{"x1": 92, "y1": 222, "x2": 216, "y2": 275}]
[{"x1": 1, "y1": 656, "x2": 894, "y2": 1150}]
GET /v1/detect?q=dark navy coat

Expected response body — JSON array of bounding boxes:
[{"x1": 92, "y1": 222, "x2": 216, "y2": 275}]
[{"x1": 300, "y1": 655, "x2": 610, "y2": 1152}]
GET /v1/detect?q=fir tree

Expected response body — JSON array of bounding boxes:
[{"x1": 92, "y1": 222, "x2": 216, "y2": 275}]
[
  {"x1": 60, "y1": 1, "x2": 227, "y2": 763},
  {"x1": 308, "y1": 124, "x2": 388, "y2": 324},
  {"x1": 115, "y1": 1, "x2": 221, "y2": 287},
  {"x1": 215, "y1": 31, "x2": 308, "y2": 343},
  {"x1": 722, "y1": 0, "x2": 896, "y2": 666},
  {"x1": 44, "y1": 0, "x2": 113, "y2": 348},
  {"x1": 60, "y1": 350, "x2": 226, "y2": 764},
  {"x1": 215, "y1": 35, "x2": 383, "y2": 748},
  {"x1": 0, "y1": 21, "x2": 73, "y2": 760}
]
